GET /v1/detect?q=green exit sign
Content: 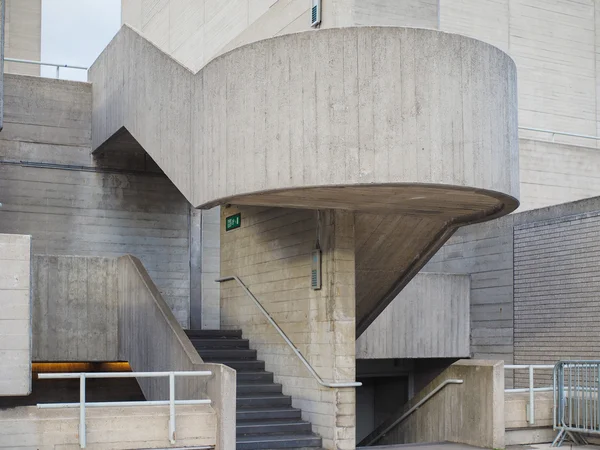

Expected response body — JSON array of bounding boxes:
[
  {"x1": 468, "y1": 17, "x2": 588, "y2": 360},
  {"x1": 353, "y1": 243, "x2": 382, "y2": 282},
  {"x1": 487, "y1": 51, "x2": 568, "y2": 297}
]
[{"x1": 225, "y1": 213, "x2": 241, "y2": 231}]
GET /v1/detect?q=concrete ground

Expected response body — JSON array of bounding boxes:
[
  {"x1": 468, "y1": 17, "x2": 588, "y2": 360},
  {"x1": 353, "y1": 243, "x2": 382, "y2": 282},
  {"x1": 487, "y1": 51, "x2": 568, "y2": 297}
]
[
  {"x1": 361, "y1": 443, "x2": 486, "y2": 450},
  {"x1": 508, "y1": 445, "x2": 600, "y2": 450},
  {"x1": 364, "y1": 443, "x2": 600, "y2": 450}
]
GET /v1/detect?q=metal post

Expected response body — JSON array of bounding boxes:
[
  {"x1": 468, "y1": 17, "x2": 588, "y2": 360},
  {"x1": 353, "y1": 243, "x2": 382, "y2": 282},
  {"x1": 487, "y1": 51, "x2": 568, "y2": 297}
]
[
  {"x1": 56, "y1": 65, "x2": 60, "y2": 79},
  {"x1": 80, "y1": 373, "x2": 86, "y2": 448},
  {"x1": 528, "y1": 366, "x2": 535, "y2": 424},
  {"x1": 169, "y1": 372, "x2": 176, "y2": 444}
]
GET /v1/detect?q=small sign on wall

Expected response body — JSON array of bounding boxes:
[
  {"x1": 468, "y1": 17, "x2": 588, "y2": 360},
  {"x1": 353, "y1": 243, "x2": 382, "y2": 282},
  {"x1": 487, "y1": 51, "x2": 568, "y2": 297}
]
[{"x1": 225, "y1": 213, "x2": 241, "y2": 231}]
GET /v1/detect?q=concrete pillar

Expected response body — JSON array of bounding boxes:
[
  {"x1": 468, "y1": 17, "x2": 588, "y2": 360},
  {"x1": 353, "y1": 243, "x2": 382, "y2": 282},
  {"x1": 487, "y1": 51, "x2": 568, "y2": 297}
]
[{"x1": 220, "y1": 206, "x2": 356, "y2": 449}]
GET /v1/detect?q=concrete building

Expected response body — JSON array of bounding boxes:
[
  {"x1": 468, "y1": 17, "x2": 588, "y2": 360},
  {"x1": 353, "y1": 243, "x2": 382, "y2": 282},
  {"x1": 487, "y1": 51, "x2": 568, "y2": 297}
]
[
  {"x1": 0, "y1": 1, "x2": 599, "y2": 449},
  {"x1": 3, "y1": 0, "x2": 41, "y2": 76}
]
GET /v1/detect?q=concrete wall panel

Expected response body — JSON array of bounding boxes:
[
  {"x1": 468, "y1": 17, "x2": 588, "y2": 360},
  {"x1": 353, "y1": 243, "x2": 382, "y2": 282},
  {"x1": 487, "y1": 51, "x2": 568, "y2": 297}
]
[
  {"x1": 220, "y1": 206, "x2": 356, "y2": 450},
  {"x1": 356, "y1": 273, "x2": 470, "y2": 359},
  {"x1": 0, "y1": 233, "x2": 31, "y2": 396},
  {"x1": 32, "y1": 255, "x2": 118, "y2": 362}
]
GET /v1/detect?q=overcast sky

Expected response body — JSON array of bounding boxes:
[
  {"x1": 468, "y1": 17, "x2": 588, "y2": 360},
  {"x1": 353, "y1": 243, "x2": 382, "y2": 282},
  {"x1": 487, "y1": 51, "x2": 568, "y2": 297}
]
[{"x1": 41, "y1": 0, "x2": 121, "y2": 81}]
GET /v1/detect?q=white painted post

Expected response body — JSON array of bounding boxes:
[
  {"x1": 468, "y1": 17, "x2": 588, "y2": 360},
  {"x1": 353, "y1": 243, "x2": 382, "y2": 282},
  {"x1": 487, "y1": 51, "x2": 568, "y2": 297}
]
[
  {"x1": 529, "y1": 366, "x2": 535, "y2": 425},
  {"x1": 80, "y1": 373, "x2": 86, "y2": 448},
  {"x1": 169, "y1": 372, "x2": 176, "y2": 444}
]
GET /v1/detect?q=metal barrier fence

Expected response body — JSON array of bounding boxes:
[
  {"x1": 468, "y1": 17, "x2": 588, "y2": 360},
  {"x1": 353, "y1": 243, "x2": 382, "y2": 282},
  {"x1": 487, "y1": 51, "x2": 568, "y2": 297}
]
[
  {"x1": 37, "y1": 371, "x2": 212, "y2": 449},
  {"x1": 505, "y1": 364, "x2": 554, "y2": 425},
  {"x1": 553, "y1": 361, "x2": 600, "y2": 447}
]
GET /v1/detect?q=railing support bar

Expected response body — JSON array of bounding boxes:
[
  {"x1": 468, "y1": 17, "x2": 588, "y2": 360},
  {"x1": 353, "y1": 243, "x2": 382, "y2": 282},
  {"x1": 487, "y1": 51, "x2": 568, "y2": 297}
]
[
  {"x1": 169, "y1": 372, "x2": 176, "y2": 444},
  {"x1": 529, "y1": 365, "x2": 535, "y2": 424},
  {"x1": 80, "y1": 373, "x2": 86, "y2": 449},
  {"x1": 217, "y1": 276, "x2": 361, "y2": 389}
]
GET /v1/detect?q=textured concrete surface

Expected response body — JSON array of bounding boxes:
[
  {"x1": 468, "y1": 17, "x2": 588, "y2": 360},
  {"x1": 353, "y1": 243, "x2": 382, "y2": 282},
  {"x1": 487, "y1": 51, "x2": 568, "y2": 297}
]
[
  {"x1": 90, "y1": 26, "x2": 519, "y2": 210},
  {"x1": 3, "y1": 0, "x2": 40, "y2": 76},
  {"x1": 505, "y1": 392, "x2": 553, "y2": 429},
  {"x1": 362, "y1": 360, "x2": 505, "y2": 449},
  {"x1": 0, "y1": 404, "x2": 216, "y2": 449},
  {"x1": 118, "y1": 254, "x2": 236, "y2": 450},
  {"x1": 504, "y1": 392, "x2": 554, "y2": 446},
  {"x1": 121, "y1": 0, "x2": 439, "y2": 72},
  {"x1": 0, "y1": 233, "x2": 31, "y2": 396},
  {"x1": 32, "y1": 256, "x2": 118, "y2": 362},
  {"x1": 90, "y1": 25, "x2": 519, "y2": 335},
  {"x1": 357, "y1": 273, "x2": 470, "y2": 359},
  {"x1": 0, "y1": 74, "x2": 193, "y2": 326},
  {"x1": 220, "y1": 206, "x2": 356, "y2": 450}
]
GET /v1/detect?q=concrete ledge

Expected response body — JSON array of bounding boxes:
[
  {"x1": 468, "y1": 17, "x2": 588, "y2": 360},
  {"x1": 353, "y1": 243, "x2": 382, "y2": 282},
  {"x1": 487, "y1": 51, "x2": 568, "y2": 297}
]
[{"x1": 0, "y1": 404, "x2": 216, "y2": 449}]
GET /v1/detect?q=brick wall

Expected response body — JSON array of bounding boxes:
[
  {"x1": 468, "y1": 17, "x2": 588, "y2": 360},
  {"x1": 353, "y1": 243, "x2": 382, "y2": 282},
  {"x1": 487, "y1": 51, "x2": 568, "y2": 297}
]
[
  {"x1": 514, "y1": 210, "x2": 600, "y2": 386},
  {"x1": 220, "y1": 206, "x2": 356, "y2": 450}
]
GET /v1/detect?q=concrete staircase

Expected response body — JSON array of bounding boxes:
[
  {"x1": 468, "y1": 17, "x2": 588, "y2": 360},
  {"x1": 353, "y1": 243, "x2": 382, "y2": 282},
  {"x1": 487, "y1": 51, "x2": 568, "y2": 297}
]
[{"x1": 185, "y1": 330, "x2": 322, "y2": 450}]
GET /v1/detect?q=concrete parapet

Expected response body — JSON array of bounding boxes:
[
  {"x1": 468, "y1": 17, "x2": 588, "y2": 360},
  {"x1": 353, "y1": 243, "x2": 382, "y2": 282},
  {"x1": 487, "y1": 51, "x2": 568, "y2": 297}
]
[
  {"x1": 117, "y1": 254, "x2": 236, "y2": 450},
  {"x1": 0, "y1": 404, "x2": 216, "y2": 449},
  {"x1": 361, "y1": 359, "x2": 505, "y2": 449}
]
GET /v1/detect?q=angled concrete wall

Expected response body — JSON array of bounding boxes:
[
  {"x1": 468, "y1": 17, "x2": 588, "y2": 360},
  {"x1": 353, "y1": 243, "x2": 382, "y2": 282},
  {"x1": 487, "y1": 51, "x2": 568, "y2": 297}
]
[
  {"x1": 361, "y1": 360, "x2": 505, "y2": 449},
  {"x1": 0, "y1": 234, "x2": 31, "y2": 396},
  {"x1": 356, "y1": 273, "x2": 470, "y2": 360}
]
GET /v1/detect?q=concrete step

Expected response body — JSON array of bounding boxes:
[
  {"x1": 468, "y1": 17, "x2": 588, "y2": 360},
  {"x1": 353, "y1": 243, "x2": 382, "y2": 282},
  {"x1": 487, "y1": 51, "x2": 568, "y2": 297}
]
[
  {"x1": 236, "y1": 420, "x2": 313, "y2": 436},
  {"x1": 236, "y1": 372, "x2": 274, "y2": 384},
  {"x1": 185, "y1": 329, "x2": 243, "y2": 338},
  {"x1": 237, "y1": 395, "x2": 292, "y2": 408},
  {"x1": 236, "y1": 433, "x2": 322, "y2": 449},
  {"x1": 190, "y1": 338, "x2": 250, "y2": 349},
  {"x1": 237, "y1": 407, "x2": 302, "y2": 422},
  {"x1": 219, "y1": 360, "x2": 265, "y2": 371},
  {"x1": 238, "y1": 384, "x2": 283, "y2": 395},
  {"x1": 198, "y1": 348, "x2": 257, "y2": 360}
]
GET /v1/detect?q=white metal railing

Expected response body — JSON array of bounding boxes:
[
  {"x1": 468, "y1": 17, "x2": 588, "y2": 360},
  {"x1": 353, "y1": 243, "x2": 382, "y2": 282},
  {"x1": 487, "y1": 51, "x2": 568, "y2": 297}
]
[
  {"x1": 37, "y1": 371, "x2": 212, "y2": 449},
  {"x1": 4, "y1": 57, "x2": 87, "y2": 78},
  {"x1": 519, "y1": 126, "x2": 600, "y2": 142},
  {"x1": 216, "y1": 275, "x2": 361, "y2": 388},
  {"x1": 360, "y1": 378, "x2": 464, "y2": 446},
  {"x1": 505, "y1": 364, "x2": 554, "y2": 425}
]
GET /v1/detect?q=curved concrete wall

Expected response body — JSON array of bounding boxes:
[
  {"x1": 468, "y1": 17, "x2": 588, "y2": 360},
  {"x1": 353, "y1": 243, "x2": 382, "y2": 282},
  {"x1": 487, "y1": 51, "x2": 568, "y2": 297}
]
[{"x1": 91, "y1": 25, "x2": 519, "y2": 215}]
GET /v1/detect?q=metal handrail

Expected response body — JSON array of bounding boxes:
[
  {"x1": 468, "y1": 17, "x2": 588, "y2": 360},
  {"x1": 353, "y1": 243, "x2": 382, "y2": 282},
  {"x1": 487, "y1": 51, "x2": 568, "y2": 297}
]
[
  {"x1": 361, "y1": 378, "x2": 464, "y2": 447},
  {"x1": 216, "y1": 275, "x2": 361, "y2": 389},
  {"x1": 37, "y1": 371, "x2": 212, "y2": 449},
  {"x1": 519, "y1": 126, "x2": 600, "y2": 141},
  {"x1": 505, "y1": 364, "x2": 554, "y2": 425},
  {"x1": 4, "y1": 57, "x2": 87, "y2": 78}
]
